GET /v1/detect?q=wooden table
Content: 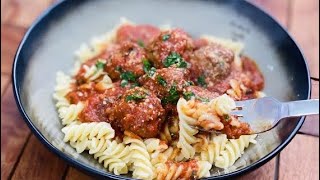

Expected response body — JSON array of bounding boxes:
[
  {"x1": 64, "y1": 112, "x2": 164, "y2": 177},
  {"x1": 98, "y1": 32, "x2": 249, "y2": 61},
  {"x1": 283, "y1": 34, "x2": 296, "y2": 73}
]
[{"x1": 1, "y1": 0, "x2": 319, "y2": 179}]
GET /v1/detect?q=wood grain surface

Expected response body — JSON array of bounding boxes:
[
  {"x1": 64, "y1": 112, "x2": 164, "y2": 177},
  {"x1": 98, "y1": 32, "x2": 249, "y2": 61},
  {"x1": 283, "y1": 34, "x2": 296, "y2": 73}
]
[{"x1": 1, "y1": 0, "x2": 319, "y2": 179}]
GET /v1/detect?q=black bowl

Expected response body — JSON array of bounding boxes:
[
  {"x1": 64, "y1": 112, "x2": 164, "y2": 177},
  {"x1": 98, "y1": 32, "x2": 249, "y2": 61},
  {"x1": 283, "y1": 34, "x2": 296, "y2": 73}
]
[{"x1": 12, "y1": 0, "x2": 311, "y2": 179}]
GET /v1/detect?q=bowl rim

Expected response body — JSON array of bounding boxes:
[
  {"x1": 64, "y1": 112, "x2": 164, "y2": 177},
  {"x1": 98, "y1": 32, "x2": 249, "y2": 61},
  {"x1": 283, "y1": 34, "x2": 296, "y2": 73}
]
[{"x1": 12, "y1": 0, "x2": 311, "y2": 179}]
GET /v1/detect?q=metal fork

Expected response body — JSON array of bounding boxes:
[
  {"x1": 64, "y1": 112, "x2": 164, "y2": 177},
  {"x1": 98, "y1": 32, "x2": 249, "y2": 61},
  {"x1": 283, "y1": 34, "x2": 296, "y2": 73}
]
[{"x1": 230, "y1": 97, "x2": 319, "y2": 134}]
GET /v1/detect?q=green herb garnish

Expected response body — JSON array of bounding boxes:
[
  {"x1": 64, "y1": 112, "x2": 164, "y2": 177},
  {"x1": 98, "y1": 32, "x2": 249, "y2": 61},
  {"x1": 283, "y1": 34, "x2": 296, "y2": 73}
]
[
  {"x1": 183, "y1": 91, "x2": 195, "y2": 101},
  {"x1": 121, "y1": 80, "x2": 129, "y2": 87},
  {"x1": 148, "y1": 67, "x2": 156, "y2": 77},
  {"x1": 137, "y1": 39, "x2": 145, "y2": 47},
  {"x1": 162, "y1": 85, "x2": 180, "y2": 104},
  {"x1": 126, "y1": 92, "x2": 146, "y2": 102},
  {"x1": 95, "y1": 60, "x2": 106, "y2": 70},
  {"x1": 197, "y1": 75, "x2": 207, "y2": 87},
  {"x1": 162, "y1": 34, "x2": 170, "y2": 41},
  {"x1": 115, "y1": 66, "x2": 123, "y2": 72},
  {"x1": 143, "y1": 59, "x2": 151, "y2": 72},
  {"x1": 120, "y1": 71, "x2": 137, "y2": 87},
  {"x1": 163, "y1": 52, "x2": 188, "y2": 68},
  {"x1": 196, "y1": 96, "x2": 210, "y2": 102},
  {"x1": 223, "y1": 114, "x2": 230, "y2": 121},
  {"x1": 142, "y1": 59, "x2": 156, "y2": 77},
  {"x1": 156, "y1": 75, "x2": 167, "y2": 86}
]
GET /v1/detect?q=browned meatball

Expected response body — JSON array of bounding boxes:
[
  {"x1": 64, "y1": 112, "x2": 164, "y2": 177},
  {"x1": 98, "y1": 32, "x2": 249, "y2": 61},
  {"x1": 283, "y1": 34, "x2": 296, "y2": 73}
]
[
  {"x1": 193, "y1": 38, "x2": 209, "y2": 50},
  {"x1": 139, "y1": 67, "x2": 191, "y2": 99},
  {"x1": 147, "y1": 28, "x2": 194, "y2": 68},
  {"x1": 78, "y1": 85, "x2": 126, "y2": 123},
  {"x1": 105, "y1": 41, "x2": 147, "y2": 80},
  {"x1": 109, "y1": 87, "x2": 165, "y2": 138},
  {"x1": 116, "y1": 24, "x2": 160, "y2": 45},
  {"x1": 190, "y1": 43, "x2": 234, "y2": 87},
  {"x1": 184, "y1": 86, "x2": 219, "y2": 101}
]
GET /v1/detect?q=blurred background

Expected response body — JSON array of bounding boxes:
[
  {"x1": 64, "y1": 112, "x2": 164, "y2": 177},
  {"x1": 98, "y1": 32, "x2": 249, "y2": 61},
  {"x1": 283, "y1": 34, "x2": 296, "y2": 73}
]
[{"x1": 1, "y1": 0, "x2": 319, "y2": 179}]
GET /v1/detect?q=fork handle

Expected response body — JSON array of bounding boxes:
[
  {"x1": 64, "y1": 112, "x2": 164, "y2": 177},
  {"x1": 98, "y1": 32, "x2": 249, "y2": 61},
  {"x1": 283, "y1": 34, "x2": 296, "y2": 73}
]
[{"x1": 281, "y1": 99, "x2": 319, "y2": 118}]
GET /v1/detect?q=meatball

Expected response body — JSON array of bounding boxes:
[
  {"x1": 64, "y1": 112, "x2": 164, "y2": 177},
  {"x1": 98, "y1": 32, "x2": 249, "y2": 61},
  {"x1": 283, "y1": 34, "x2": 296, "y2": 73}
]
[
  {"x1": 105, "y1": 41, "x2": 147, "y2": 80},
  {"x1": 139, "y1": 67, "x2": 191, "y2": 98},
  {"x1": 193, "y1": 38, "x2": 209, "y2": 50},
  {"x1": 78, "y1": 85, "x2": 126, "y2": 123},
  {"x1": 147, "y1": 28, "x2": 194, "y2": 68},
  {"x1": 110, "y1": 87, "x2": 165, "y2": 138},
  {"x1": 190, "y1": 43, "x2": 234, "y2": 86},
  {"x1": 116, "y1": 24, "x2": 160, "y2": 45},
  {"x1": 184, "y1": 86, "x2": 219, "y2": 101}
]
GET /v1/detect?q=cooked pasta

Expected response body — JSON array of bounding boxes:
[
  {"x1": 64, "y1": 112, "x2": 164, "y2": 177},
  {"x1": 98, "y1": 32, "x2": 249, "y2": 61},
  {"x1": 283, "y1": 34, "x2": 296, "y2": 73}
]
[
  {"x1": 155, "y1": 160, "x2": 212, "y2": 180},
  {"x1": 215, "y1": 135, "x2": 257, "y2": 169},
  {"x1": 210, "y1": 94, "x2": 236, "y2": 116},
  {"x1": 177, "y1": 98, "x2": 199, "y2": 160},
  {"x1": 54, "y1": 19, "x2": 266, "y2": 179},
  {"x1": 123, "y1": 134, "x2": 154, "y2": 179},
  {"x1": 89, "y1": 138, "x2": 131, "y2": 175},
  {"x1": 58, "y1": 102, "x2": 84, "y2": 125},
  {"x1": 198, "y1": 134, "x2": 228, "y2": 164},
  {"x1": 62, "y1": 122, "x2": 115, "y2": 142}
]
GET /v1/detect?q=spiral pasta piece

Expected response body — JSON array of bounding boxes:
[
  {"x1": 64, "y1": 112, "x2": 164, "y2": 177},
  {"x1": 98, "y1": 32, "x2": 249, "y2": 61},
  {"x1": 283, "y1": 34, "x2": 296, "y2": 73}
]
[
  {"x1": 53, "y1": 72, "x2": 73, "y2": 109},
  {"x1": 69, "y1": 138, "x2": 91, "y2": 153},
  {"x1": 89, "y1": 138, "x2": 131, "y2": 175},
  {"x1": 123, "y1": 135, "x2": 154, "y2": 180},
  {"x1": 177, "y1": 98, "x2": 199, "y2": 160},
  {"x1": 198, "y1": 134, "x2": 228, "y2": 164},
  {"x1": 155, "y1": 160, "x2": 211, "y2": 180},
  {"x1": 210, "y1": 94, "x2": 236, "y2": 116},
  {"x1": 58, "y1": 102, "x2": 84, "y2": 125},
  {"x1": 83, "y1": 64, "x2": 105, "y2": 81},
  {"x1": 95, "y1": 74, "x2": 114, "y2": 91},
  {"x1": 215, "y1": 134, "x2": 257, "y2": 169},
  {"x1": 62, "y1": 122, "x2": 115, "y2": 142},
  {"x1": 197, "y1": 160, "x2": 212, "y2": 178}
]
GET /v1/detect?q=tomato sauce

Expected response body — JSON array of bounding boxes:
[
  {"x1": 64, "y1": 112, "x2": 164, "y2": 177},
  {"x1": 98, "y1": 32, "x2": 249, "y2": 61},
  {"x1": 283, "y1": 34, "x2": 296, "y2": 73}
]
[{"x1": 67, "y1": 23, "x2": 265, "y2": 140}]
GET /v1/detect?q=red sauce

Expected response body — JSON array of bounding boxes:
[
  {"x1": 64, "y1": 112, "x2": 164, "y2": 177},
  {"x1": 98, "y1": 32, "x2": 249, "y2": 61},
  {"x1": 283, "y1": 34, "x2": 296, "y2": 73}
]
[
  {"x1": 221, "y1": 116, "x2": 252, "y2": 139},
  {"x1": 116, "y1": 24, "x2": 160, "y2": 45},
  {"x1": 67, "y1": 24, "x2": 265, "y2": 140},
  {"x1": 165, "y1": 160, "x2": 199, "y2": 179},
  {"x1": 241, "y1": 56, "x2": 264, "y2": 91}
]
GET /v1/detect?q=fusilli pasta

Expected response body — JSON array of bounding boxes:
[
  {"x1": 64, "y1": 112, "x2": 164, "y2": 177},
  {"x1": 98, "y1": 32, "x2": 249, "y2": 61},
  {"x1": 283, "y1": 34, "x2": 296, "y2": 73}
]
[
  {"x1": 123, "y1": 134, "x2": 154, "y2": 180},
  {"x1": 215, "y1": 134, "x2": 257, "y2": 169},
  {"x1": 62, "y1": 122, "x2": 115, "y2": 142},
  {"x1": 177, "y1": 98, "x2": 199, "y2": 160}
]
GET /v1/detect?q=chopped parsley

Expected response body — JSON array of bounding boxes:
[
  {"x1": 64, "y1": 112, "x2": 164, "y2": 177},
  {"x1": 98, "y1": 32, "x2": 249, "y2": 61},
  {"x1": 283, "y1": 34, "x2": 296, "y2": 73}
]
[
  {"x1": 137, "y1": 39, "x2": 145, "y2": 47},
  {"x1": 197, "y1": 75, "x2": 207, "y2": 87},
  {"x1": 162, "y1": 34, "x2": 170, "y2": 41},
  {"x1": 120, "y1": 71, "x2": 137, "y2": 87},
  {"x1": 95, "y1": 60, "x2": 106, "y2": 70},
  {"x1": 223, "y1": 114, "x2": 230, "y2": 121},
  {"x1": 162, "y1": 85, "x2": 180, "y2": 104},
  {"x1": 156, "y1": 75, "x2": 167, "y2": 86},
  {"x1": 142, "y1": 59, "x2": 156, "y2": 77},
  {"x1": 115, "y1": 66, "x2": 122, "y2": 72},
  {"x1": 182, "y1": 91, "x2": 209, "y2": 102},
  {"x1": 120, "y1": 80, "x2": 128, "y2": 87},
  {"x1": 163, "y1": 52, "x2": 188, "y2": 68},
  {"x1": 125, "y1": 92, "x2": 146, "y2": 102},
  {"x1": 196, "y1": 96, "x2": 209, "y2": 102},
  {"x1": 183, "y1": 91, "x2": 195, "y2": 101}
]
